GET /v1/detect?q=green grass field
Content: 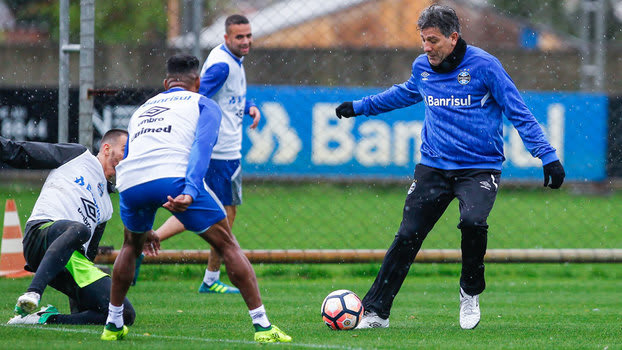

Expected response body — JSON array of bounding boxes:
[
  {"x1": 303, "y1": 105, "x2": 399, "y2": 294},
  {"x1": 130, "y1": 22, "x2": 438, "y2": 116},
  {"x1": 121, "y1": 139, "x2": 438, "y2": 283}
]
[
  {"x1": 0, "y1": 264, "x2": 620, "y2": 349},
  {"x1": 0, "y1": 182, "x2": 620, "y2": 348},
  {"x1": 1, "y1": 182, "x2": 621, "y2": 250}
]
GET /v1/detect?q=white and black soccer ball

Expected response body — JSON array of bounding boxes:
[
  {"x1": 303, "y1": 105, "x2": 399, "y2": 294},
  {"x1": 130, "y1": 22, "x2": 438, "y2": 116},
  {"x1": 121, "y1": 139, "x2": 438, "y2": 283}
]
[{"x1": 321, "y1": 289, "x2": 364, "y2": 330}]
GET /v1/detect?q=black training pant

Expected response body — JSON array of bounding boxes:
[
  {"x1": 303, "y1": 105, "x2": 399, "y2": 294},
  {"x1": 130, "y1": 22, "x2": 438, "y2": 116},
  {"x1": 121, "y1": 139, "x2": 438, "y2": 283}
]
[
  {"x1": 22, "y1": 220, "x2": 135, "y2": 325},
  {"x1": 362, "y1": 164, "x2": 500, "y2": 319}
]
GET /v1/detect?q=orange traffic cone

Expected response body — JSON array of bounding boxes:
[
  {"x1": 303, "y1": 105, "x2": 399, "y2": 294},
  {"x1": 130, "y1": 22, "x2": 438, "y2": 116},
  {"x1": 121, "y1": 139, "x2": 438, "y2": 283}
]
[{"x1": 0, "y1": 199, "x2": 31, "y2": 278}]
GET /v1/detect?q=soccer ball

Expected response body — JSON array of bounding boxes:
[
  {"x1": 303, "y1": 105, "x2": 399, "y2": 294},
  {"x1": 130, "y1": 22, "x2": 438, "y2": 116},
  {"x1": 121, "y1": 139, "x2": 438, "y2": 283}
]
[{"x1": 321, "y1": 289, "x2": 364, "y2": 330}]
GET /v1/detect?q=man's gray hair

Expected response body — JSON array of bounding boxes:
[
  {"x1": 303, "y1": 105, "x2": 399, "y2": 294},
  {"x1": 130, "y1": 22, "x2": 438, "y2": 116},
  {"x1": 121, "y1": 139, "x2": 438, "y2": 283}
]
[{"x1": 417, "y1": 4, "x2": 461, "y2": 37}]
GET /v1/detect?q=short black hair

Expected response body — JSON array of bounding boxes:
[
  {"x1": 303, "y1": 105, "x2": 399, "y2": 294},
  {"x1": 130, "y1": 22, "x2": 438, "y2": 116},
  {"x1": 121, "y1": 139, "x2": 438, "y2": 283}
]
[
  {"x1": 417, "y1": 4, "x2": 461, "y2": 37},
  {"x1": 100, "y1": 128, "x2": 127, "y2": 146},
  {"x1": 166, "y1": 54, "x2": 199, "y2": 76},
  {"x1": 225, "y1": 14, "x2": 249, "y2": 32}
]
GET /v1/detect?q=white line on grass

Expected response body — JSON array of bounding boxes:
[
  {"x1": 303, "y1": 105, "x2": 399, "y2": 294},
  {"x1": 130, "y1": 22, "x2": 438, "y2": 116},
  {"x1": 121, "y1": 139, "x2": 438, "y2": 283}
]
[{"x1": 0, "y1": 324, "x2": 365, "y2": 350}]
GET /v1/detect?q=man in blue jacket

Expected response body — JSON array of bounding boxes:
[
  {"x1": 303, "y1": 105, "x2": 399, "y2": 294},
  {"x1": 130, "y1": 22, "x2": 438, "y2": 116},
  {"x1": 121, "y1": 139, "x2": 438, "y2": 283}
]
[{"x1": 335, "y1": 4, "x2": 565, "y2": 330}]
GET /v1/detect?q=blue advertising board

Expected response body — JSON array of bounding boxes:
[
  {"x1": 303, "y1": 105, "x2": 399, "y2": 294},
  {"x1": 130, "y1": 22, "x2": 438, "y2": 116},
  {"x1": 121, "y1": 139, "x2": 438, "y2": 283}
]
[{"x1": 242, "y1": 86, "x2": 608, "y2": 181}]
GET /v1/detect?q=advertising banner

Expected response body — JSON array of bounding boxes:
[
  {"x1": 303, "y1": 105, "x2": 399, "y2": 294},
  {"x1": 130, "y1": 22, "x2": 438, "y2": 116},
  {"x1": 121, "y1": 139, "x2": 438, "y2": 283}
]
[
  {"x1": 0, "y1": 87, "x2": 608, "y2": 181},
  {"x1": 243, "y1": 86, "x2": 608, "y2": 181}
]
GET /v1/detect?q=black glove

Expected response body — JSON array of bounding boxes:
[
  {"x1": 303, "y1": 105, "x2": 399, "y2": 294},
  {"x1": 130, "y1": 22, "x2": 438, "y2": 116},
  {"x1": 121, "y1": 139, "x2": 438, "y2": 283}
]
[
  {"x1": 335, "y1": 102, "x2": 356, "y2": 119},
  {"x1": 543, "y1": 160, "x2": 565, "y2": 189}
]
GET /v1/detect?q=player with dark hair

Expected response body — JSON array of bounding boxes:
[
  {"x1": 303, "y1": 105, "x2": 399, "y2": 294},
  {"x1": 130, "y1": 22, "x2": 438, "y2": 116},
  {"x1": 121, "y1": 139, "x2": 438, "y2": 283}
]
[
  {"x1": 101, "y1": 54, "x2": 290, "y2": 343},
  {"x1": 225, "y1": 13, "x2": 250, "y2": 27},
  {"x1": 140, "y1": 14, "x2": 261, "y2": 294},
  {"x1": 335, "y1": 4, "x2": 565, "y2": 330},
  {"x1": 2, "y1": 129, "x2": 135, "y2": 326}
]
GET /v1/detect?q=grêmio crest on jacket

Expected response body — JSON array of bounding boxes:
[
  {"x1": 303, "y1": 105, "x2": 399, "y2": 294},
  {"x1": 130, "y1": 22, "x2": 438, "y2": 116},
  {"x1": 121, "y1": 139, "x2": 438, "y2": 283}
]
[{"x1": 457, "y1": 69, "x2": 471, "y2": 85}]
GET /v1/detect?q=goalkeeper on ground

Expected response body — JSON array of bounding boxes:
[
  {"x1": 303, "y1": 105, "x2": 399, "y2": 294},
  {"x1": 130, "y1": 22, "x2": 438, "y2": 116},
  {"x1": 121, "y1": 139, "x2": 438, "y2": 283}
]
[{"x1": 2, "y1": 129, "x2": 135, "y2": 326}]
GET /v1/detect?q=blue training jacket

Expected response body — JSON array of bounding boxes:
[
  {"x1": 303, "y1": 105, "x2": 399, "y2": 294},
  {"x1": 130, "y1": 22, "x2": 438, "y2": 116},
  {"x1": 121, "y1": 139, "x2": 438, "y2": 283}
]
[{"x1": 353, "y1": 45, "x2": 558, "y2": 171}]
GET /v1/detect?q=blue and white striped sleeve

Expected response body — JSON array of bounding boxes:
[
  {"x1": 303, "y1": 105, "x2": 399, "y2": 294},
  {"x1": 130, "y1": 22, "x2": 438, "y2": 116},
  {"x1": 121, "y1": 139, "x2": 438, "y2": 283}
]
[
  {"x1": 199, "y1": 62, "x2": 229, "y2": 98},
  {"x1": 182, "y1": 97, "x2": 222, "y2": 199}
]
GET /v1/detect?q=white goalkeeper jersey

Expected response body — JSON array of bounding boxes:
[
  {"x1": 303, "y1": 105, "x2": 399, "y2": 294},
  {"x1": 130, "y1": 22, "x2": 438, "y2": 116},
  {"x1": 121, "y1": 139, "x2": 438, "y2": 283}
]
[
  {"x1": 116, "y1": 87, "x2": 221, "y2": 200},
  {"x1": 28, "y1": 150, "x2": 113, "y2": 251},
  {"x1": 199, "y1": 44, "x2": 248, "y2": 160}
]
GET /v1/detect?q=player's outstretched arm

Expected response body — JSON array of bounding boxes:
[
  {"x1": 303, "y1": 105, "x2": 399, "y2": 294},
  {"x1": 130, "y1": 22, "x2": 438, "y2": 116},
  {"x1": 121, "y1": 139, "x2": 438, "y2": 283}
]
[
  {"x1": 543, "y1": 160, "x2": 565, "y2": 189},
  {"x1": 0, "y1": 136, "x2": 86, "y2": 169}
]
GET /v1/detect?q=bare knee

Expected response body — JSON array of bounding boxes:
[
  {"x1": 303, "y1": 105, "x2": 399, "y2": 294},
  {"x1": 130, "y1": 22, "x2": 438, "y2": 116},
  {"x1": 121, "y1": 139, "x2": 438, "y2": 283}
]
[
  {"x1": 199, "y1": 219, "x2": 239, "y2": 254},
  {"x1": 122, "y1": 228, "x2": 148, "y2": 258}
]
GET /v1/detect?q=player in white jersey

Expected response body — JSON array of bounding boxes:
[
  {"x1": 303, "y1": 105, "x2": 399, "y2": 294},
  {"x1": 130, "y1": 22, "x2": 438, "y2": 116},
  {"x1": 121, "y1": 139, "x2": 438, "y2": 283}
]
[
  {"x1": 101, "y1": 54, "x2": 290, "y2": 343},
  {"x1": 142, "y1": 14, "x2": 260, "y2": 294},
  {"x1": 2, "y1": 130, "x2": 135, "y2": 326}
]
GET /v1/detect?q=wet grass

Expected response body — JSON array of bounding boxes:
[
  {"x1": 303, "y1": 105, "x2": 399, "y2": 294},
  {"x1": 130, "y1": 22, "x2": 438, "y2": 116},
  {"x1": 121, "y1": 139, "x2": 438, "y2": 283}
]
[
  {"x1": 1, "y1": 183, "x2": 620, "y2": 251},
  {"x1": 0, "y1": 263, "x2": 620, "y2": 349}
]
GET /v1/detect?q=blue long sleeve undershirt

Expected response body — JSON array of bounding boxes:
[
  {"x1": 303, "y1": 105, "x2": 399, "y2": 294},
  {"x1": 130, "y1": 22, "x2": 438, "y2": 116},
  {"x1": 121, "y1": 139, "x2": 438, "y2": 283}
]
[
  {"x1": 182, "y1": 97, "x2": 222, "y2": 199},
  {"x1": 198, "y1": 62, "x2": 256, "y2": 115}
]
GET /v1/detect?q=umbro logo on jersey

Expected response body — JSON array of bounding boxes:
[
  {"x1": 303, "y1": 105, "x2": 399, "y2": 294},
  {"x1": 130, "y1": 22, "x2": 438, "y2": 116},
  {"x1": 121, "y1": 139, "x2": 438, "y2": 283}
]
[
  {"x1": 421, "y1": 71, "x2": 430, "y2": 81},
  {"x1": 77, "y1": 197, "x2": 97, "y2": 228},
  {"x1": 80, "y1": 197, "x2": 97, "y2": 221},
  {"x1": 139, "y1": 106, "x2": 169, "y2": 118}
]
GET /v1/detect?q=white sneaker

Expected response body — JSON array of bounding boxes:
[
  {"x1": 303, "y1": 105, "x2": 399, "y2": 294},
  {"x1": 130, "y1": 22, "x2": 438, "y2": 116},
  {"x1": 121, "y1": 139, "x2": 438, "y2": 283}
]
[
  {"x1": 459, "y1": 288, "x2": 480, "y2": 329},
  {"x1": 15, "y1": 292, "x2": 40, "y2": 316},
  {"x1": 355, "y1": 310, "x2": 389, "y2": 329},
  {"x1": 7, "y1": 305, "x2": 58, "y2": 325},
  {"x1": 8, "y1": 313, "x2": 40, "y2": 325}
]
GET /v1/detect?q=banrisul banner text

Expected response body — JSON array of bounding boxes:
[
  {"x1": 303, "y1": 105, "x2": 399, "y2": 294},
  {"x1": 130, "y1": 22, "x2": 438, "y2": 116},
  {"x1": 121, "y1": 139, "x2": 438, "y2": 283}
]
[
  {"x1": 0, "y1": 87, "x2": 607, "y2": 181},
  {"x1": 242, "y1": 86, "x2": 607, "y2": 181}
]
